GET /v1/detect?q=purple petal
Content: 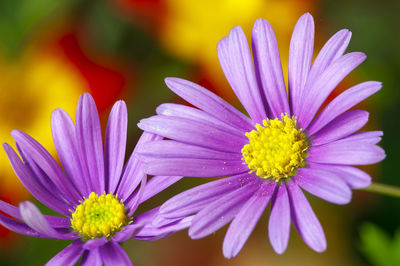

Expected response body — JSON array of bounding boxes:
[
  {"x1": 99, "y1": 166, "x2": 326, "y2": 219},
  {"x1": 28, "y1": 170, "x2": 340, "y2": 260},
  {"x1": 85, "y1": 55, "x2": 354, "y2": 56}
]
[
  {"x1": 164, "y1": 77, "x2": 254, "y2": 131},
  {"x1": 117, "y1": 132, "x2": 161, "y2": 201},
  {"x1": 217, "y1": 27, "x2": 267, "y2": 123},
  {"x1": 156, "y1": 103, "x2": 246, "y2": 137},
  {"x1": 288, "y1": 13, "x2": 314, "y2": 115},
  {"x1": 100, "y1": 241, "x2": 132, "y2": 266},
  {"x1": 51, "y1": 108, "x2": 89, "y2": 196},
  {"x1": 137, "y1": 140, "x2": 242, "y2": 160},
  {"x1": 343, "y1": 131, "x2": 383, "y2": 145},
  {"x1": 136, "y1": 216, "x2": 192, "y2": 241},
  {"x1": 45, "y1": 241, "x2": 84, "y2": 266},
  {"x1": 306, "y1": 29, "x2": 352, "y2": 87},
  {"x1": 142, "y1": 157, "x2": 247, "y2": 177},
  {"x1": 0, "y1": 213, "x2": 45, "y2": 237},
  {"x1": 11, "y1": 130, "x2": 81, "y2": 205},
  {"x1": 3, "y1": 143, "x2": 71, "y2": 216},
  {"x1": 223, "y1": 182, "x2": 275, "y2": 258},
  {"x1": 297, "y1": 52, "x2": 367, "y2": 128},
  {"x1": 307, "y1": 81, "x2": 382, "y2": 135},
  {"x1": 269, "y1": 184, "x2": 291, "y2": 254},
  {"x1": 125, "y1": 172, "x2": 147, "y2": 216},
  {"x1": 308, "y1": 162, "x2": 371, "y2": 189},
  {"x1": 287, "y1": 180, "x2": 326, "y2": 252},
  {"x1": 138, "y1": 115, "x2": 247, "y2": 153},
  {"x1": 81, "y1": 249, "x2": 102, "y2": 266},
  {"x1": 113, "y1": 223, "x2": 145, "y2": 242},
  {"x1": 189, "y1": 182, "x2": 261, "y2": 239},
  {"x1": 308, "y1": 140, "x2": 386, "y2": 165},
  {"x1": 105, "y1": 100, "x2": 127, "y2": 194},
  {"x1": 19, "y1": 201, "x2": 75, "y2": 239},
  {"x1": 252, "y1": 19, "x2": 289, "y2": 118},
  {"x1": 310, "y1": 110, "x2": 369, "y2": 146},
  {"x1": 294, "y1": 167, "x2": 352, "y2": 204},
  {"x1": 160, "y1": 173, "x2": 257, "y2": 219},
  {"x1": 139, "y1": 175, "x2": 183, "y2": 204},
  {"x1": 83, "y1": 237, "x2": 108, "y2": 250},
  {"x1": 75, "y1": 93, "x2": 105, "y2": 195}
]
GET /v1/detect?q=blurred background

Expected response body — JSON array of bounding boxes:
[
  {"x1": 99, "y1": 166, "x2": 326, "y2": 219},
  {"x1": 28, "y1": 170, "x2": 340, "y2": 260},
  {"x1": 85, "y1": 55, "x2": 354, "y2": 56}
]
[{"x1": 0, "y1": 0, "x2": 399, "y2": 265}]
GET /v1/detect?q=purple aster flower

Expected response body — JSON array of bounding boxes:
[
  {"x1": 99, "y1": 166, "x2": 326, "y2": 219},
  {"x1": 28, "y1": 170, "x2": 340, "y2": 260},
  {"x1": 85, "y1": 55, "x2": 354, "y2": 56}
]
[
  {"x1": 137, "y1": 13, "x2": 386, "y2": 257},
  {"x1": 0, "y1": 93, "x2": 190, "y2": 265}
]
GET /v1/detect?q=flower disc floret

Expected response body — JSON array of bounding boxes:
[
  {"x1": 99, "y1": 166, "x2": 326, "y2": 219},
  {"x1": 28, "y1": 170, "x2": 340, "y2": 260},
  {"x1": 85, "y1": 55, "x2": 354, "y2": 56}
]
[
  {"x1": 71, "y1": 192, "x2": 128, "y2": 239},
  {"x1": 242, "y1": 114, "x2": 308, "y2": 181}
]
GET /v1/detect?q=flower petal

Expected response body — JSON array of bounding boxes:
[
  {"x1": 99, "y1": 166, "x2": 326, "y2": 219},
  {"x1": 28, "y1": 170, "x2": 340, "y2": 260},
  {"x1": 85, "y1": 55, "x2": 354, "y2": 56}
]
[
  {"x1": 189, "y1": 181, "x2": 261, "y2": 239},
  {"x1": 308, "y1": 140, "x2": 386, "y2": 165},
  {"x1": 307, "y1": 81, "x2": 382, "y2": 135},
  {"x1": 310, "y1": 110, "x2": 369, "y2": 146},
  {"x1": 81, "y1": 249, "x2": 102, "y2": 266},
  {"x1": 297, "y1": 52, "x2": 367, "y2": 128},
  {"x1": 164, "y1": 77, "x2": 254, "y2": 131},
  {"x1": 343, "y1": 131, "x2": 383, "y2": 145},
  {"x1": 287, "y1": 180, "x2": 326, "y2": 252},
  {"x1": 142, "y1": 157, "x2": 247, "y2": 177},
  {"x1": 295, "y1": 167, "x2": 352, "y2": 204},
  {"x1": 51, "y1": 108, "x2": 89, "y2": 196},
  {"x1": 288, "y1": 13, "x2": 314, "y2": 115},
  {"x1": 138, "y1": 115, "x2": 247, "y2": 153},
  {"x1": 3, "y1": 143, "x2": 71, "y2": 215},
  {"x1": 252, "y1": 19, "x2": 290, "y2": 118},
  {"x1": 156, "y1": 103, "x2": 246, "y2": 137},
  {"x1": 217, "y1": 27, "x2": 267, "y2": 123},
  {"x1": 83, "y1": 237, "x2": 108, "y2": 250},
  {"x1": 45, "y1": 241, "x2": 84, "y2": 266},
  {"x1": 308, "y1": 162, "x2": 371, "y2": 189},
  {"x1": 160, "y1": 173, "x2": 257, "y2": 219},
  {"x1": 269, "y1": 184, "x2": 291, "y2": 254},
  {"x1": 0, "y1": 213, "x2": 45, "y2": 237},
  {"x1": 223, "y1": 182, "x2": 275, "y2": 258},
  {"x1": 113, "y1": 223, "x2": 145, "y2": 242},
  {"x1": 136, "y1": 216, "x2": 192, "y2": 241},
  {"x1": 100, "y1": 241, "x2": 132, "y2": 266},
  {"x1": 139, "y1": 175, "x2": 183, "y2": 204},
  {"x1": 75, "y1": 93, "x2": 105, "y2": 195},
  {"x1": 105, "y1": 100, "x2": 127, "y2": 194}
]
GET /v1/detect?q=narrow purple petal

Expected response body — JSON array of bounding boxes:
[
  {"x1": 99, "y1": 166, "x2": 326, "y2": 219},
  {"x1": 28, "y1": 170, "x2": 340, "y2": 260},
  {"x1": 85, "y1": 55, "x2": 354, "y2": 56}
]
[
  {"x1": 113, "y1": 223, "x2": 145, "y2": 242},
  {"x1": 343, "y1": 131, "x2": 383, "y2": 145},
  {"x1": 138, "y1": 115, "x2": 247, "y2": 153},
  {"x1": 142, "y1": 157, "x2": 248, "y2": 177},
  {"x1": 297, "y1": 52, "x2": 367, "y2": 128},
  {"x1": 289, "y1": 13, "x2": 314, "y2": 115},
  {"x1": 51, "y1": 108, "x2": 89, "y2": 196},
  {"x1": 19, "y1": 201, "x2": 75, "y2": 239},
  {"x1": 100, "y1": 241, "x2": 132, "y2": 266},
  {"x1": 139, "y1": 175, "x2": 183, "y2": 204},
  {"x1": 287, "y1": 181, "x2": 326, "y2": 252},
  {"x1": 295, "y1": 167, "x2": 352, "y2": 204},
  {"x1": 269, "y1": 184, "x2": 291, "y2": 254},
  {"x1": 308, "y1": 140, "x2": 386, "y2": 165},
  {"x1": 83, "y1": 237, "x2": 108, "y2": 250},
  {"x1": 81, "y1": 249, "x2": 102, "y2": 266},
  {"x1": 189, "y1": 182, "x2": 261, "y2": 239},
  {"x1": 165, "y1": 77, "x2": 254, "y2": 131},
  {"x1": 75, "y1": 93, "x2": 105, "y2": 194},
  {"x1": 105, "y1": 100, "x2": 127, "y2": 194},
  {"x1": 308, "y1": 162, "x2": 371, "y2": 189},
  {"x1": 306, "y1": 29, "x2": 352, "y2": 87},
  {"x1": 3, "y1": 143, "x2": 71, "y2": 216},
  {"x1": 0, "y1": 213, "x2": 45, "y2": 238},
  {"x1": 307, "y1": 81, "x2": 382, "y2": 135},
  {"x1": 310, "y1": 110, "x2": 369, "y2": 146},
  {"x1": 160, "y1": 173, "x2": 257, "y2": 219},
  {"x1": 137, "y1": 140, "x2": 242, "y2": 160},
  {"x1": 11, "y1": 130, "x2": 81, "y2": 204},
  {"x1": 45, "y1": 241, "x2": 84, "y2": 266},
  {"x1": 217, "y1": 27, "x2": 267, "y2": 123},
  {"x1": 252, "y1": 19, "x2": 290, "y2": 117},
  {"x1": 117, "y1": 132, "x2": 161, "y2": 201},
  {"x1": 125, "y1": 173, "x2": 147, "y2": 217},
  {"x1": 156, "y1": 103, "x2": 246, "y2": 137},
  {"x1": 223, "y1": 182, "x2": 275, "y2": 258},
  {"x1": 136, "y1": 216, "x2": 192, "y2": 240}
]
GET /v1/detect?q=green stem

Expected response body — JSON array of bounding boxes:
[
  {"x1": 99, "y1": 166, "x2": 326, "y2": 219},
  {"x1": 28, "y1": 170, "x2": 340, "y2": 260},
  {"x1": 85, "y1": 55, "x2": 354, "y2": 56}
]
[{"x1": 361, "y1": 182, "x2": 400, "y2": 198}]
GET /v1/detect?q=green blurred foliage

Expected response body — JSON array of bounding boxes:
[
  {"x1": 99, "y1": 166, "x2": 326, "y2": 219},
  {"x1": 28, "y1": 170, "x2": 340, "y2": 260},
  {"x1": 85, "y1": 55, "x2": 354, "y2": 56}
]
[{"x1": 359, "y1": 223, "x2": 400, "y2": 266}]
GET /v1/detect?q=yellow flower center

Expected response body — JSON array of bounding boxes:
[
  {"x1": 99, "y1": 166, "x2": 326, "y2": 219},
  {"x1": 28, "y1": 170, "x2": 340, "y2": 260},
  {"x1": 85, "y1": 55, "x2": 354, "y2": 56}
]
[
  {"x1": 241, "y1": 114, "x2": 308, "y2": 181},
  {"x1": 70, "y1": 192, "x2": 128, "y2": 239}
]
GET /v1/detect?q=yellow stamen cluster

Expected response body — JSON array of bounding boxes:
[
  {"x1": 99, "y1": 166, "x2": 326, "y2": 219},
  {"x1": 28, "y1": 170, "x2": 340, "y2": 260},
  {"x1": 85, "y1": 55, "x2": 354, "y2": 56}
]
[
  {"x1": 242, "y1": 114, "x2": 308, "y2": 181},
  {"x1": 70, "y1": 192, "x2": 128, "y2": 239}
]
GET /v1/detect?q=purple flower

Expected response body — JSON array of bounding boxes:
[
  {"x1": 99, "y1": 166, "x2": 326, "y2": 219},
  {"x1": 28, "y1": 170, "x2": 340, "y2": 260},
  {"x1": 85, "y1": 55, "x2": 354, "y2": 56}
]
[
  {"x1": 0, "y1": 93, "x2": 190, "y2": 265},
  {"x1": 137, "y1": 13, "x2": 386, "y2": 257}
]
